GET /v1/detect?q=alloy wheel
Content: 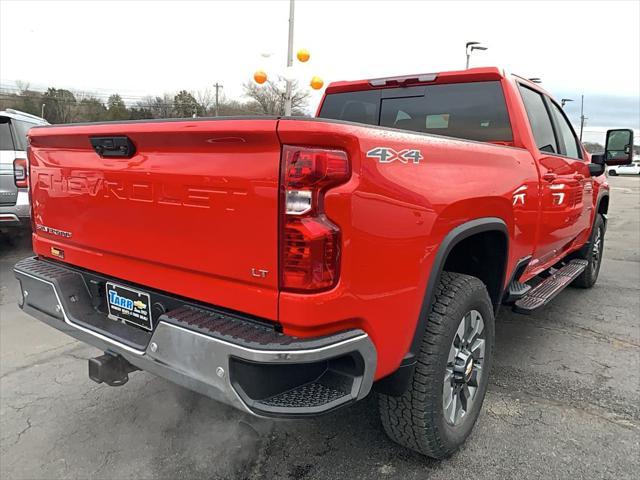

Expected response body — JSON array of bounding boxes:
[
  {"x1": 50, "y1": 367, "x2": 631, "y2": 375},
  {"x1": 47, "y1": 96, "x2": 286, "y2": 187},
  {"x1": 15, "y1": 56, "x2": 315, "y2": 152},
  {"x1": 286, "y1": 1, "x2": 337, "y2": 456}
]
[
  {"x1": 591, "y1": 226, "x2": 602, "y2": 276},
  {"x1": 443, "y1": 310, "x2": 485, "y2": 426}
]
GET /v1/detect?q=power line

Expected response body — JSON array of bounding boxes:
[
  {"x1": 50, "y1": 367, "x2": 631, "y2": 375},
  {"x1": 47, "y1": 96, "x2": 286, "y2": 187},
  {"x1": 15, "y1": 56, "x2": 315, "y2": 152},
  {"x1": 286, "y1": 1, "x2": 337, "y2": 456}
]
[
  {"x1": 0, "y1": 85, "x2": 202, "y2": 104},
  {"x1": 0, "y1": 92, "x2": 261, "y2": 117},
  {"x1": 0, "y1": 83, "x2": 167, "y2": 102}
]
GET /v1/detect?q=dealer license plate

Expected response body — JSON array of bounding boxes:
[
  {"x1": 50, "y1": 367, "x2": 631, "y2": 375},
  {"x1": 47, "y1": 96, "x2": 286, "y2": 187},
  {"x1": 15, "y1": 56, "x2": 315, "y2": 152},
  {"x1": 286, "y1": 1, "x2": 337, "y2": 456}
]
[{"x1": 106, "y1": 282, "x2": 153, "y2": 331}]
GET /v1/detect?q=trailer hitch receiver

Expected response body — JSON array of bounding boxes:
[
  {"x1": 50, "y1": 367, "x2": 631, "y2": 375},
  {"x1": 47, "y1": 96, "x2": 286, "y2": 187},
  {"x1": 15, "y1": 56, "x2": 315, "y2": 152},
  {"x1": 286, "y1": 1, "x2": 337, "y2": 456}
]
[{"x1": 88, "y1": 353, "x2": 139, "y2": 386}]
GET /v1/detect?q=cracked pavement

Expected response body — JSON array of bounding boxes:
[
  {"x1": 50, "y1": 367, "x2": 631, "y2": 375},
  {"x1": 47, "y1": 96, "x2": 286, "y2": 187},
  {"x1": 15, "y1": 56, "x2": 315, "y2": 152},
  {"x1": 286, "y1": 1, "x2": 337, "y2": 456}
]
[{"x1": 1, "y1": 176, "x2": 639, "y2": 479}]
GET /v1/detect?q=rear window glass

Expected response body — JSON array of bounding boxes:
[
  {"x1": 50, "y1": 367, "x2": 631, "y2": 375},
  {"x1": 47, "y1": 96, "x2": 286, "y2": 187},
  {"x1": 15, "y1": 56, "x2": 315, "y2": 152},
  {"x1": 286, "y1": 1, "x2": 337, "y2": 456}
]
[
  {"x1": 0, "y1": 119, "x2": 15, "y2": 151},
  {"x1": 12, "y1": 120, "x2": 34, "y2": 151},
  {"x1": 318, "y1": 81, "x2": 513, "y2": 143},
  {"x1": 317, "y1": 90, "x2": 380, "y2": 125}
]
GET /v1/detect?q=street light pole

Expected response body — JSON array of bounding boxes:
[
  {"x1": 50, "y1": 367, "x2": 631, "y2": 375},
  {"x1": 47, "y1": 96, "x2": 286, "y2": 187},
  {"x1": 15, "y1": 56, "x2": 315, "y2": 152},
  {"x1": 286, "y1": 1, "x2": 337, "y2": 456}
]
[
  {"x1": 465, "y1": 41, "x2": 487, "y2": 69},
  {"x1": 41, "y1": 103, "x2": 45, "y2": 119},
  {"x1": 579, "y1": 95, "x2": 587, "y2": 142},
  {"x1": 284, "y1": 0, "x2": 295, "y2": 116},
  {"x1": 465, "y1": 42, "x2": 475, "y2": 69}
]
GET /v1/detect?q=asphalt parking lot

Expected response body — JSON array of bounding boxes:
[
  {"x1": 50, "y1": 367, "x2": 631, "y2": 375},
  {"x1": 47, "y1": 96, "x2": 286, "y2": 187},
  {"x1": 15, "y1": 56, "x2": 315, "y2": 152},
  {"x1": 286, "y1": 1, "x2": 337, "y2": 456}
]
[{"x1": 1, "y1": 176, "x2": 638, "y2": 480}]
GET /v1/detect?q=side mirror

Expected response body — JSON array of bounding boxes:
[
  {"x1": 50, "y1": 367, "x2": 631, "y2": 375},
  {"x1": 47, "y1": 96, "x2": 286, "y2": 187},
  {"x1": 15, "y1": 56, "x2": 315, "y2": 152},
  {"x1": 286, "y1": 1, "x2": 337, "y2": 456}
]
[
  {"x1": 588, "y1": 162, "x2": 605, "y2": 177},
  {"x1": 604, "y1": 128, "x2": 634, "y2": 166}
]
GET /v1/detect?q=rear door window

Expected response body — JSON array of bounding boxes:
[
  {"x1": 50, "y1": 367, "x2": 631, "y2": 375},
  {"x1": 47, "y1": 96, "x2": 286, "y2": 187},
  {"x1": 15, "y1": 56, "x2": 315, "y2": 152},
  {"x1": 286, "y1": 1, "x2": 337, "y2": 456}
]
[
  {"x1": 518, "y1": 86, "x2": 558, "y2": 154},
  {"x1": 318, "y1": 81, "x2": 513, "y2": 143},
  {"x1": 548, "y1": 101, "x2": 581, "y2": 159}
]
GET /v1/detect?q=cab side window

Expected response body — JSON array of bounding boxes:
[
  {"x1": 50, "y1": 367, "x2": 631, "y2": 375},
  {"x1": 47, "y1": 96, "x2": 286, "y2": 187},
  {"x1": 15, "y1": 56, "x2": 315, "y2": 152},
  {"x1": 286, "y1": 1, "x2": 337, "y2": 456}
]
[
  {"x1": 548, "y1": 102, "x2": 582, "y2": 159},
  {"x1": 519, "y1": 86, "x2": 557, "y2": 154},
  {"x1": 0, "y1": 119, "x2": 15, "y2": 151}
]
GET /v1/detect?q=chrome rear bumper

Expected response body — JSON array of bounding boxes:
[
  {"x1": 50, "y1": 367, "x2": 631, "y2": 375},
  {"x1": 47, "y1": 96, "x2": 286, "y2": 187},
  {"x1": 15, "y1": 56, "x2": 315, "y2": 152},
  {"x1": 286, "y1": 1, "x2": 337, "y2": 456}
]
[
  {"x1": 14, "y1": 257, "x2": 376, "y2": 417},
  {"x1": 0, "y1": 190, "x2": 30, "y2": 227}
]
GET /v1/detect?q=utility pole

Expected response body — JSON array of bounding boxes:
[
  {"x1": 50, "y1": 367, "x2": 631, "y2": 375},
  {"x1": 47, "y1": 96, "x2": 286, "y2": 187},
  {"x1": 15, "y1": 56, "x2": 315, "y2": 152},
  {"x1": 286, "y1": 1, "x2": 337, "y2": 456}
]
[
  {"x1": 213, "y1": 82, "x2": 223, "y2": 116},
  {"x1": 41, "y1": 103, "x2": 45, "y2": 119},
  {"x1": 579, "y1": 95, "x2": 587, "y2": 142},
  {"x1": 284, "y1": 0, "x2": 295, "y2": 116}
]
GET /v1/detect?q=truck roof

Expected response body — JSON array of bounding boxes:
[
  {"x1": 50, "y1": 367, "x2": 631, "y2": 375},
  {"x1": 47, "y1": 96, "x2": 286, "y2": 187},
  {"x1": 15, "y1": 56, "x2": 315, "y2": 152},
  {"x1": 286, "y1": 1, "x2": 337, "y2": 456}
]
[{"x1": 324, "y1": 67, "x2": 548, "y2": 96}]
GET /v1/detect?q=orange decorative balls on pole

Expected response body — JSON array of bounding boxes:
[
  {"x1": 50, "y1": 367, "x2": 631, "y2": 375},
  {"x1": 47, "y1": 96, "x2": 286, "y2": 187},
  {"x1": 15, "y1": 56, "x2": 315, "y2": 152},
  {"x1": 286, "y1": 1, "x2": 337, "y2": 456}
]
[
  {"x1": 253, "y1": 70, "x2": 268, "y2": 85},
  {"x1": 296, "y1": 48, "x2": 310, "y2": 63},
  {"x1": 310, "y1": 76, "x2": 324, "y2": 90}
]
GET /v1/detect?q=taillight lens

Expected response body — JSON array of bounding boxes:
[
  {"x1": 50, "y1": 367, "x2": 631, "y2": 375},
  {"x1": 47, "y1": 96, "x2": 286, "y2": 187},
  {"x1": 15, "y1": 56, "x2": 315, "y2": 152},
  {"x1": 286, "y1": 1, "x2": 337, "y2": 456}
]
[
  {"x1": 280, "y1": 146, "x2": 350, "y2": 291},
  {"x1": 14, "y1": 158, "x2": 28, "y2": 188}
]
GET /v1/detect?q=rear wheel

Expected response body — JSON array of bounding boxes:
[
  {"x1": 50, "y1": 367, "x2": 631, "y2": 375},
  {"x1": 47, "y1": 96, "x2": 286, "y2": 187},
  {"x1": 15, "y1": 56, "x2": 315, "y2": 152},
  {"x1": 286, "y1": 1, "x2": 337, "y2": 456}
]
[
  {"x1": 378, "y1": 272, "x2": 494, "y2": 459},
  {"x1": 572, "y1": 214, "x2": 605, "y2": 288},
  {"x1": 608, "y1": 170, "x2": 618, "y2": 176}
]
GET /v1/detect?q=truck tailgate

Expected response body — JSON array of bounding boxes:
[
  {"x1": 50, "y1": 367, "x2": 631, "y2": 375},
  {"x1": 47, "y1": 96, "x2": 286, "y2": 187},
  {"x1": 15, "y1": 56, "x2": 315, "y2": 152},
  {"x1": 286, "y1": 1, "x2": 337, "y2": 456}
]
[{"x1": 28, "y1": 118, "x2": 281, "y2": 320}]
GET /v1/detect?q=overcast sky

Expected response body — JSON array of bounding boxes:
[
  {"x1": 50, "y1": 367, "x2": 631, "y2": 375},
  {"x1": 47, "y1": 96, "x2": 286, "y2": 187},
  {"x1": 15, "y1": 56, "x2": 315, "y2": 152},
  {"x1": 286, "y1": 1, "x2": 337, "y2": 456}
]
[{"x1": 1, "y1": 0, "x2": 638, "y2": 143}]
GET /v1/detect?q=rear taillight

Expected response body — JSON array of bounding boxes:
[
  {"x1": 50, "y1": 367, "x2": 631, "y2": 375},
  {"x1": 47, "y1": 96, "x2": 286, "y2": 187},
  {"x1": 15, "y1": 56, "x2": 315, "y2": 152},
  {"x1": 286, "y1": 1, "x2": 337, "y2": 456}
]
[
  {"x1": 13, "y1": 158, "x2": 28, "y2": 188},
  {"x1": 280, "y1": 145, "x2": 350, "y2": 292}
]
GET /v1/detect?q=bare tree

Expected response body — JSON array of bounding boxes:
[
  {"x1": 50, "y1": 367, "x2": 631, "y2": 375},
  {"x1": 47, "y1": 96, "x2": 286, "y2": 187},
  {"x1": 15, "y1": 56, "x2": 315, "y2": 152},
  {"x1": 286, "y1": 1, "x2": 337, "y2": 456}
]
[
  {"x1": 219, "y1": 98, "x2": 261, "y2": 116},
  {"x1": 195, "y1": 89, "x2": 214, "y2": 115},
  {"x1": 42, "y1": 88, "x2": 76, "y2": 123},
  {"x1": 2, "y1": 79, "x2": 312, "y2": 123},
  {"x1": 140, "y1": 94, "x2": 174, "y2": 119},
  {"x1": 15, "y1": 80, "x2": 30, "y2": 94},
  {"x1": 243, "y1": 78, "x2": 310, "y2": 116},
  {"x1": 582, "y1": 142, "x2": 604, "y2": 154},
  {"x1": 8, "y1": 80, "x2": 43, "y2": 117}
]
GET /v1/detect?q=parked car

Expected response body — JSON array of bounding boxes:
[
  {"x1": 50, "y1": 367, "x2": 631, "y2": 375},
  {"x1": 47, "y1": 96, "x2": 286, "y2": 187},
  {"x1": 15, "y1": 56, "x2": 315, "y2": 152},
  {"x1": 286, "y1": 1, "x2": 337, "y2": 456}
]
[
  {"x1": 608, "y1": 160, "x2": 640, "y2": 175},
  {"x1": 14, "y1": 67, "x2": 634, "y2": 459},
  {"x1": 0, "y1": 109, "x2": 48, "y2": 230}
]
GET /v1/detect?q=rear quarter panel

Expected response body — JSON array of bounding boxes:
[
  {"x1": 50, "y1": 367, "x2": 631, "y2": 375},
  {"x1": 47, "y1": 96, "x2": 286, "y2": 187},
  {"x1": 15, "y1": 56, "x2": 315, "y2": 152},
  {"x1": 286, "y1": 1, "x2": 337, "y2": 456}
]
[{"x1": 277, "y1": 119, "x2": 539, "y2": 379}]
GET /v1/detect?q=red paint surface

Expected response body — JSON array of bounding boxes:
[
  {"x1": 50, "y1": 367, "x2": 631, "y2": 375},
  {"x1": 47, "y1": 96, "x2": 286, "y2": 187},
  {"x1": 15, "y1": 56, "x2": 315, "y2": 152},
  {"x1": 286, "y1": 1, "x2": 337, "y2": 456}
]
[{"x1": 28, "y1": 69, "x2": 606, "y2": 380}]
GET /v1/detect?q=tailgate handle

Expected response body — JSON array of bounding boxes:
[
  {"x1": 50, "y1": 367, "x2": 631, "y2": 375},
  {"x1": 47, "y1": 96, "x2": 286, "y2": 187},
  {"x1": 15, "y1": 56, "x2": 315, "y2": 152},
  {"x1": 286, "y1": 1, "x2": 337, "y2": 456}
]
[{"x1": 90, "y1": 136, "x2": 136, "y2": 159}]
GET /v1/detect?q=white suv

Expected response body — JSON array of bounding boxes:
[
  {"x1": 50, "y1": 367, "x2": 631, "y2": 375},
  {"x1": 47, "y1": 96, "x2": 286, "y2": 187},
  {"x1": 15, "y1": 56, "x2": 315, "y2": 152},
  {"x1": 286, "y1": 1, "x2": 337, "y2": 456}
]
[
  {"x1": 0, "y1": 109, "x2": 48, "y2": 230},
  {"x1": 608, "y1": 159, "x2": 640, "y2": 176}
]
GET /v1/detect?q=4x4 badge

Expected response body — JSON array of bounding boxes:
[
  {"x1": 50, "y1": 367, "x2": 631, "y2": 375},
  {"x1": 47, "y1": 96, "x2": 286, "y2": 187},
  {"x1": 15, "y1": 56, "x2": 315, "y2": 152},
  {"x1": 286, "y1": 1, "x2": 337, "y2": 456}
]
[{"x1": 366, "y1": 147, "x2": 423, "y2": 164}]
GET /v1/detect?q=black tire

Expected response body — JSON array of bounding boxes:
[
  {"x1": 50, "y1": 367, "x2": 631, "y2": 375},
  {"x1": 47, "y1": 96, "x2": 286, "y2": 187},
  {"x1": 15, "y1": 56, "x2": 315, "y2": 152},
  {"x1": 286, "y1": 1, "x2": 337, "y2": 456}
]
[
  {"x1": 378, "y1": 272, "x2": 494, "y2": 459},
  {"x1": 572, "y1": 214, "x2": 605, "y2": 288},
  {"x1": 608, "y1": 170, "x2": 618, "y2": 176}
]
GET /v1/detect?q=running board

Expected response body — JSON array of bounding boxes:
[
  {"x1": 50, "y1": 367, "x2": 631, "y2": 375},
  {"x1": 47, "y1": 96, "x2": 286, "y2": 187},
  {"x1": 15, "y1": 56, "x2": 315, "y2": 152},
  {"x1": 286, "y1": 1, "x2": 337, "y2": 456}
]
[
  {"x1": 513, "y1": 259, "x2": 588, "y2": 314},
  {"x1": 503, "y1": 280, "x2": 532, "y2": 304}
]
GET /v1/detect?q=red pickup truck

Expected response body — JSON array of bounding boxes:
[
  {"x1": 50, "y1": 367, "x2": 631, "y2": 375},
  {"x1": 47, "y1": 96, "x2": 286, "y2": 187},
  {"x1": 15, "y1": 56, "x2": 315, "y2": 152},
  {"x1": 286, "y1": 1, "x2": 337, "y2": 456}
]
[{"x1": 15, "y1": 67, "x2": 634, "y2": 458}]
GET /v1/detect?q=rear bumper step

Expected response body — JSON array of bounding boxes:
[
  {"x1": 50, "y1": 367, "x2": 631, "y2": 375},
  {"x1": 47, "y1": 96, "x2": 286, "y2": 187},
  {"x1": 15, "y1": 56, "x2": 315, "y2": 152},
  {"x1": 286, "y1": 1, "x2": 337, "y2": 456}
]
[
  {"x1": 513, "y1": 259, "x2": 588, "y2": 314},
  {"x1": 14, "y1": 256, "x2": 376, "y2": 418}
]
